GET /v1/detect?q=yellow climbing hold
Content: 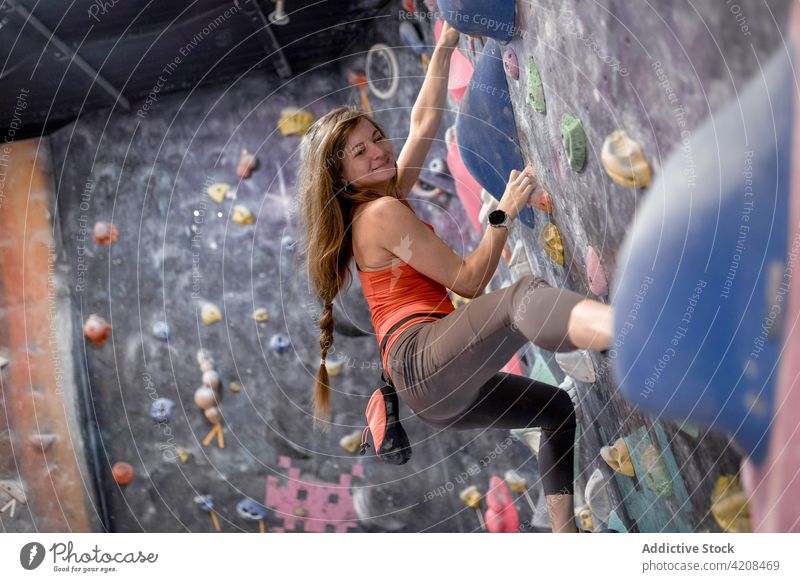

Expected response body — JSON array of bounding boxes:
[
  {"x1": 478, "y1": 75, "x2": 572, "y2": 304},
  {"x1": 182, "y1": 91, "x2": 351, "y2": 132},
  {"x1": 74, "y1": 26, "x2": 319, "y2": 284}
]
[
  {"x1": 711, "y1": 475, "x2": 751, "y2": 533},
  {"x1": 601, "y1": 130, "x2": 652, "y2": 189},
  {"x1": 201, "y1": 303, "x2": 223, "y2": 325},
  {"x1": 229, "y1": 381, "x2": 242, "y2": 393},
  {"x1": 176, "y1": 447, "x2": 190, "y2": 463},
  {"x1": 640, "y1": 444, "x2": 673, "y2": 499},
  {"x1": 339, "y1": 429, "x2": 363, "y2": 454},
  {"x1": 232, "y1": 205, "x2": 256, "y2": 225},
  {"x1": 278, "y1": 107, "x2": 315, "y2": 136},
  {"x1": 541, "y1": 222, "x2": 564, "y2": 266},
  {"x1": 576, "y1": 505, "x2": 594, "y2": 531},
  {"x1": 449, "y1": 289, "x2": 471, "y2": 308},
  {"x1": 207, "y1": 182, "x2": 231, "y2": 203},
  {"x1": 600, "y1": 437, "x2": 635, "y2": 477},
  {"x1": 252, "y1": 308, "x2": 270, "y2": 322},
  {"x1": 459, "y1": 485, "x2": 482, "y2": 509}
]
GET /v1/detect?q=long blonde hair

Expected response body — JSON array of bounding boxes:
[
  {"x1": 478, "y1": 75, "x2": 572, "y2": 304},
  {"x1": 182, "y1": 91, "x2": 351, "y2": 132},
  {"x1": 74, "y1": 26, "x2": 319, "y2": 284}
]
[{"x1": 297, "y1": 106, "x2": 400, "y2": 429}]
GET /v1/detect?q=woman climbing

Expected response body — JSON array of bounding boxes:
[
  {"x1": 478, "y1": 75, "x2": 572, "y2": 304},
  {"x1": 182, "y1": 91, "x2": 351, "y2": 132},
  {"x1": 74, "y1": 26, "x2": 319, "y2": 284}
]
[{"x1": 298, "y1": 23, "x2": 614, "y2": 533}]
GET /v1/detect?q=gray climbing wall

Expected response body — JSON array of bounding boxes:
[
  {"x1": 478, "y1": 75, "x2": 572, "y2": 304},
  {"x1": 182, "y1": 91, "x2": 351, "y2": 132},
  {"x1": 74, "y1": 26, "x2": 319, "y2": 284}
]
[{"x1": 429, "y1": 0, "x2": 794, "y2": 531}]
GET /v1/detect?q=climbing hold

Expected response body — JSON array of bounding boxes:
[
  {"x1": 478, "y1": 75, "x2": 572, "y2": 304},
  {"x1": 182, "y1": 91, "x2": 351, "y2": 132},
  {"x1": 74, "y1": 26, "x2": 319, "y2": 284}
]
[
  {"x1": 585, "y1": 246, "x2": 609, "y2": 296},
  {"x1": 600, "y1": 437, "x2": 635, "y2": 477},
  {"x1": 194, "y1": 386, "x2": 218, "y2": 410},
  {"x1": 340, "y1": 429, "x2": 363, "y2": 454},
  {"x1": 348, "y1": 70, "x2": 374, "y2": 115},
  {"x1": 204, "y1": 406, "x2": 222, "y2": 424},
  {"x1": 269, "y1": 333, "x2": 291, "y2": 354},
  {"x1": 485, "y1": 476, "x2": 520, "y2": 533},
  {"x1": 554, "y1": 350, "x2": 596, "y2": 383},
  {"x1": 526, "y1": 56, "x2": 546, "y2": 113},
  {"x1": 0, "y1": 480, "x2": 27, "y2": 503},
  {"x1": 585, "y1": 468, "x2": 611, "y2": 524},
  {"x1": 448, "y1": 289, "x2": 470, "y2": 309},
  {"x1": 202, "y1": 370, "x2": 221, "y2": 390},
  {"x1": 176, "y1": 447, "x2": 190, "y2": 463},
  {"x1": 601, "y1": 130, "x2": 652, "y2": 189},
  {"x1": 678, "y1": 423, "x2": 700, "y2": 439},
  {"x1": 510, "y1": 427, "x2": 541, "y2": 456},
  {"x1": 236, "y1": 148, "x2": 258, "y2": 179},
  {"x1": 640, "y1": 444, "x2": 673, "y2": 499},
  {"x1": 478, "y1": 189, "x2": 499, "y2": 225},
  {"x1": 207, "y1": 182, "x2": 231, "y2": 203},
  {"x1": 281, "y1": 235, "x2": 295, "y2": 250},
  {"x1": 229, "y1": 381, "x2": 242, "y2": 393},
  {"x1": 232, "y1": 204, "x2": 256, "y2": 225},
  {"x1": 711, "y1": 475, "x2": 751, "y2": 533},
  {"x1": 576, "y1": 505, "x2": 594, "y2": 531},
  {"x1": 196, "y1": 349, "x2": 215, "y2": 372},
  {"x1": 366, "y1": 43, "x2": 401, "y2": 100},
  {"x1": 508, "y1": 239, "x2": 533, "y2": 281},
  {"x1": 399, "y1": 21, "x2": 425, "y2": 54},
  {"x1": 324, "y1": 355, "x2": 343, "y2": 376},
  {"x1": 111, "y1": 461, "x2": 135, "y2": 486},
  {"x1": 428, "y1": 157, "x2": 448, "y2": 175},
  {"x1": 459, "y1": 485, "x2": 482, "y2": 509},
  {"x1": 503, "y1": 46, "x2": 519, "y2": 80},
  {"x1": 528, "y1": 189, "x2": 553, "y2": 213},
  {"x1": 93, "y1": 221, "x2": 118, "y2": 245},
  {"x1": 149, "y1": 398, "x2": 176, "y2": 423},
  {"x1": 559, "y1": 376, "x2": 580, "y2": 409},
  {"x1": 437, "y1": 0, "x2": 516, "y2": 42},
  {"x1": 252, "y1": 308, "x2": 270, "y2": 322},
  {"x1": 277, "y1": 107, "x2": 315, "y2": 136},
  {"x1": 561, "y1": 113, "x2": 586, "y2": 172},
  {"x1": 28, "y1": 433, "x2": 58, "y2": 452},
  {"x1": 151, "y1": 321, "x2": 170, "y2": 341},
  {"x1": 503, "y1": 469, "x2": 527, "y2": 493},
  {"x1": 194, "y1": 494, "x2": 215, "y2": 512},
  {"x1": 201, "y1": 303, "x2": 223, "y2": 325},
  {"x1": 0, "y1": 354, "x2": 8, "y2": 369},
  {"x1": 236, "y1": 497, "x2": 268, "y2": 522},
  {"x1": 83, "y1": 314, "x2": 112, "y2": 346},
  {"x1": 540, "y1": 222, "x2": 564, "y2": 266}
]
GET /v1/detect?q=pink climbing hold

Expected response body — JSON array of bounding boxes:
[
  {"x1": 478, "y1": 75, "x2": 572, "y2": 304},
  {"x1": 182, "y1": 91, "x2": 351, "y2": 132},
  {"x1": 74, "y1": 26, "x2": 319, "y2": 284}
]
[
  {"x1": 503, "y1": 46, "x2": 519, "y2": 80},
  {"x1": 484, "y1": 476, "x2": 520, "y2": 533},
  {"x1": 586, "y1": 245, "x2": 609, "y2": 296}
]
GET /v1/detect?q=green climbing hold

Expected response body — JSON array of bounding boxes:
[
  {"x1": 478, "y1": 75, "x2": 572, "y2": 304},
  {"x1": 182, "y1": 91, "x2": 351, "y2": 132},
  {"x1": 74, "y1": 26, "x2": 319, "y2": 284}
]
[
  {"x1": 561, "y1": 113, "x2": 586, "y2": 172},
  {"x1": 639, "y1": 444, "x2": 673, "y2": 499},
  {"x1": 526, "y1": 57, "x2": 546, "y2": 114}
]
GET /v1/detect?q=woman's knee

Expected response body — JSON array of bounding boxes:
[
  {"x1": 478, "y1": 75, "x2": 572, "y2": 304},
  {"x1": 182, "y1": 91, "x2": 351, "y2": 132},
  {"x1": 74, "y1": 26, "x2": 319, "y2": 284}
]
[{"x1": 543, "y1": 388, "x2": 577, "y2": 434}]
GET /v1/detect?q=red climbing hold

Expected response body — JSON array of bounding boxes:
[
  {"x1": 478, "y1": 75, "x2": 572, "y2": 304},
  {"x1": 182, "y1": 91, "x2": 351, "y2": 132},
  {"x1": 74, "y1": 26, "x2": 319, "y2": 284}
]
[
  {"x1": 83, "y1": 314, "x2": 111, "y2": 346},
  {"x1": 528, "y1": 190, "x2": 553, "y2": 213},
  {"x1": 236, "y1": 148, "x2": 258, "y2": 179},
  {"x1": 586, "y1": 245, "x2": 609, "y2": 296},
  {"x1": 93, "y1": 222, "x2": 118, "y2": 245},
  {"x1": 484, "y1": 475, "x2": 519, "y2": 533},
  {"x1": 112, "y1": 461, "x2": 134, "y2": 486}
]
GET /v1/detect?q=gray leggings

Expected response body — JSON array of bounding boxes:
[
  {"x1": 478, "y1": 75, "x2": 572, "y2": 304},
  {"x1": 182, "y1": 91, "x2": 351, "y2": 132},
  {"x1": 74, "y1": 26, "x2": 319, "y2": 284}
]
[{"x1": 385, "y1": 275, "x2": 585, "y2": 495}]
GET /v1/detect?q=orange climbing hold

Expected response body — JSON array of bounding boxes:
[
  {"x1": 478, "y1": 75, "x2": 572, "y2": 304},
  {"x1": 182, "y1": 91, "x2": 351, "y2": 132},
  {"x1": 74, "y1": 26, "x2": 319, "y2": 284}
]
[
  {"x1": 93, "y1": 222, "x2": 118, "y2": 245},
  {"x1": 528, "y1": 190, "x2": 553, "y2": 213},
  {"x1": 83, "y1": 314, "x2": 111, "y2": 346},
  {"x1": 112, "y1": 462, "x2": 134, "y2": 486}
]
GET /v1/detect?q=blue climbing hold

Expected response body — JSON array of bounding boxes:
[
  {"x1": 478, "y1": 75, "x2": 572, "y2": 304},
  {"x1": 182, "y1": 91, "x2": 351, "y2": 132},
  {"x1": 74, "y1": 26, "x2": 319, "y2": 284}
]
[
  {"x1": 149, "y1": 398, "x2": 176, "y2": 423},
  {"x1": 399, "y1": 21, "x2": 425, "y2": 55},
  {"x1": 269, "y1": 333, "x2": 292, "y2": 354},
  {"x1": 456, "y1": 39, "x2": 535, "y2": 228},
  {"x1": 152, "y1": 321, "x2": 170, "y2": 341},
  {"x1": 281, "y1": 235, "x2": 295, "y2": 250},
  {"x1": 612, "y1": 47, "x2": 795, "y2": 464},
  {"x1": 236, "y1": 497, "x2": 268, "y2": 521},
  {"x1": 437, "y1": 0, "x2": 516, "y2": 43},
  {"x1": 194, "y1": 494, "x2": 216, "y2": 512}
]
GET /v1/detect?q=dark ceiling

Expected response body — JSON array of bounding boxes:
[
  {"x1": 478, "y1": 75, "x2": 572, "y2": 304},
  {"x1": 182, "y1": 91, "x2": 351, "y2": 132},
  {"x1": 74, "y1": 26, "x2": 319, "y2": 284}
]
[{"x1": 0, "y1": 0, "x2": 392, "y2": 139}]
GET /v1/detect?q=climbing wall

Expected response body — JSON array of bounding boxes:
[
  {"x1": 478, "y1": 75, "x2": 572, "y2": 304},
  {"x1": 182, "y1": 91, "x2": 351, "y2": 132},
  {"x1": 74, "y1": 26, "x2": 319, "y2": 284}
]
[
  {"x1": 430, "y1": 0, "x2": 794, "y2": 531},
  {"x1": 45, "y1": 12, "x2": 549, "y2": 533}
]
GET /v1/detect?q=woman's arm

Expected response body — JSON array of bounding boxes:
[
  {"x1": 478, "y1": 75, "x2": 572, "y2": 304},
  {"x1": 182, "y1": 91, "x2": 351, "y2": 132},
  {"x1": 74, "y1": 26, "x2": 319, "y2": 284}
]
[{"x1": 395, "y1": 23, "x2": 461, "y2": 196}]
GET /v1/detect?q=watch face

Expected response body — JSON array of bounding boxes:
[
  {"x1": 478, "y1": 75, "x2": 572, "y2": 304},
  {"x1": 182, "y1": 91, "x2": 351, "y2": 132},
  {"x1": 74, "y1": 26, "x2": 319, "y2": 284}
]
[{"x1": 489, "y1": 209, "x2": 506, "y2": 225}]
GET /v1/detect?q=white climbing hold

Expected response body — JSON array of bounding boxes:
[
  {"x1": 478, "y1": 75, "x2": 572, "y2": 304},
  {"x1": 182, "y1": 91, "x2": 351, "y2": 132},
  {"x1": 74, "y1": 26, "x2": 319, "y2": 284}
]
[
  {"x1": 585, "y1": 468, "x2": 611, "y2": 524},
  {"x1": 554, "y1": 350, "x2": 596, "y2": 383},
  {"x1": 508, "y1": 239, "x2": 533, "y2": 281},
  {"x1": 478, "y1": 190, "x2": 499, "y2": 225},
  {"x1": 601, "y1": 130, "x2": 652, "y2": 189},
  {"x1": 0, "y1": 355, "x2": 8, "y2": 370},
  {"x1": 202, "y1": 370, "x2": 221, "y2": 390},
  {"x1": 510, "y1": 427, "x2": 542, "y2": 456},
  {"x1": 559, "y1": 376, "x2": 580, "y2": 408},
  {"x1": 0, "y1": 480, "x2": 27, "y2": 504},
  {"x1": 324, "y1": 355, "x2": 344, "y2": 376},
  {"x1": 339, "y1": 429, "x2": 363, "y2": 454},
  {"x1": 197, "y1": 349, "x2": 215, "y2": 372},
  {"x1": 194, "y1": 386, "x2": 218, "y2": 410},
  {"x1": 204, "y1": 406, "x2": 222, "y2": 424},
  {"x1": 504, "y1": 469, "x2": 528, "y2": 493}
]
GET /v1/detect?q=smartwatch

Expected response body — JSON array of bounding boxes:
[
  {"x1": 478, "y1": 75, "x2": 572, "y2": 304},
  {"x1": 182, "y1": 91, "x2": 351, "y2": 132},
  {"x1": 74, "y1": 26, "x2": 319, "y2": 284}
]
[{"x1": 488, "y1": 209, "x2": 510, "y2": 229}]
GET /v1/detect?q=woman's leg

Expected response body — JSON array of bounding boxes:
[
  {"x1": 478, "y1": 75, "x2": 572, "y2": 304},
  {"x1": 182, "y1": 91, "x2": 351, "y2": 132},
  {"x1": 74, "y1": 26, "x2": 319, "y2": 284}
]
[{"x1": 443, "y1": 372, "x2": 578, "y2": 533}]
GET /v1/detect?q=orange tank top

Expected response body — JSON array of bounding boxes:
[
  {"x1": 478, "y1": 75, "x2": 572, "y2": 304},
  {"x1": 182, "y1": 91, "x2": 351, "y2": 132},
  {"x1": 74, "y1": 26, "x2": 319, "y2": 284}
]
[{"x1": 356, "y1": 200, "x2": 455, "y2": 373}]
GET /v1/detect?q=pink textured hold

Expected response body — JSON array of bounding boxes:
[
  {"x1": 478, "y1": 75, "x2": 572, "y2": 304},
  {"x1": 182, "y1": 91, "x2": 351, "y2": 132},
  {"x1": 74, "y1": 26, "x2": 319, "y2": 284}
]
[
  {"x1": 586, "y1": 246, "x2": 609, "y2": 296},
  {"x1": 503, "y1": 47, "x2": 519, "y2": 80},
  {"x1": 236, "y1": 148, "x2": 258, "y2": 179},
  {"x1": 485, "y1": 476, "x2": 519, "y2": 533}
]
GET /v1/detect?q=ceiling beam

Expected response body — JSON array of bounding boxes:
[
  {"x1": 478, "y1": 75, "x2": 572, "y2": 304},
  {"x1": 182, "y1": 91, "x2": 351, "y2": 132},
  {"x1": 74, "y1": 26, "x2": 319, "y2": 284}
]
[{"x1": 239, "y1": 0, "x2": 292, "y2": 79}]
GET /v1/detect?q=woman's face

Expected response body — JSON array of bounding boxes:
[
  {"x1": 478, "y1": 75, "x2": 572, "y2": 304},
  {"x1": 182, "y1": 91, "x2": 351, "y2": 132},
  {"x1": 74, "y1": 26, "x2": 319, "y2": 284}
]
[{"x1": 340, "y1": 118, "x2": 395, "y2": 190}]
